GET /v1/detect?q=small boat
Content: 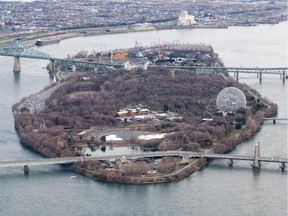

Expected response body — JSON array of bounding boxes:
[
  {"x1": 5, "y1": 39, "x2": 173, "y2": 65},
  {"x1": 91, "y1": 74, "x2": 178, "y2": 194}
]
[{"x1": 35, "y1": 38, "x2": 61, "y2": 46}]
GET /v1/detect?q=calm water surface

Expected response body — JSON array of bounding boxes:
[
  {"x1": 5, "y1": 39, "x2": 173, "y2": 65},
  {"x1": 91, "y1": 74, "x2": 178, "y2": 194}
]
[{"x1": 0, "y1": 22, "x2": 287, "y2": 216}]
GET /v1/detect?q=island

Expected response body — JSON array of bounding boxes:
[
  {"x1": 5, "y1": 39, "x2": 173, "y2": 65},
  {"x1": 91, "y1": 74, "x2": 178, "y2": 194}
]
[{"x1": 12, "y1": 44, "x2": 278, "y2": 184}]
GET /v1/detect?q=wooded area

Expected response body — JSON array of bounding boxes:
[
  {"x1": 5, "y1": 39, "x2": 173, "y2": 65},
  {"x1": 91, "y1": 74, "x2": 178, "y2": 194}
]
[{"x1": 13, "y1": 67, "x2": 277, "y2": 183}]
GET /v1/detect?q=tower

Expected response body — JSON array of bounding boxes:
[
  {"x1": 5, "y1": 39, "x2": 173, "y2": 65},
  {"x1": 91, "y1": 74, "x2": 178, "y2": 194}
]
[{"x1": 252, "y1": 141, "x2": 261, "y2": 168}]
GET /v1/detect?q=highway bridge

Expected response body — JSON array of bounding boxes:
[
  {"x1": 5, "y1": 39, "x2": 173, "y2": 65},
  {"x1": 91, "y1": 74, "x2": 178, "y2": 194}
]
[
  {"x1": 1, "y1": 142, "x2": 287, "y2": 174},
  {"x1": 0, "y1": 41, "x2": 287, "y2": 82},
  {"x1": 149, "y1": 65, "x2": 287, "y2": 74},
  {"x1": 0, "y1": 151, "x2": 185, "y2": 168},
  {"x1": 0, "y1": 152, "x2": 286, "y2": 168},
  {"x1": 263, "y1": 117, "x2": 288, "y2": 124},
  {"x1": 0, "y1": 41, "x2": 123, "y2": 72},
  {"x1": 149, "y1": 65, "x2": 287, "y2": 82}
]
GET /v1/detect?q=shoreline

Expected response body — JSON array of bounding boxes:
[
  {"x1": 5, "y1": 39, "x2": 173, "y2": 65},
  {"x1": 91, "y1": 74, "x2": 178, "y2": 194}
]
[
  {"x1": 71, "y1": 157, "x2": 208, "y2": 184},
  {"x1": 1, "y1": 19, "x2": 287, "y2": 47},
  {"x1": 32, "y1": 20, "x2": 287, "y2": 47}
]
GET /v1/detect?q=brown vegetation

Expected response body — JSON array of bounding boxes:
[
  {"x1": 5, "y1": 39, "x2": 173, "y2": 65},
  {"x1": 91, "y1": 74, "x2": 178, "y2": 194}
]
[
  {"x1": 13, "y1": 67, "x2": 277, "y2": 183},
  {"x1": 71, "y1": 157, "x2": 208, "y2": 184}
]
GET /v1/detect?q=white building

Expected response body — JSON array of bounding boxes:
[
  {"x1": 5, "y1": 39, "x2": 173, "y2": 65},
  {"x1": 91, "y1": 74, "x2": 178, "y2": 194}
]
[
  {"x1": 177, "y1": 11, "x2": 196, "y2": 26},
  {"x1": 124, "y1": 61, "x2": 150, "y2": 70}
]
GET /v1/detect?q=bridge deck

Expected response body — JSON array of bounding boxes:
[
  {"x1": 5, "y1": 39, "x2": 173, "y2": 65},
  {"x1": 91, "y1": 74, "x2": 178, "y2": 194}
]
[
  {"x1": 0, "y1": 51, "x2": 287, "y2": 73},
  {"x1": 263, "y1": 118, "x2": 288, "y2": 121},
  {"x1": 149, "y1": 65, "x2": 287, "y2": 74},
  {"x1": 0, "y1": 41, "x2": 287, "y2": 73},
  {"x1": 0, "y1": 151, "x2": 286, "y2": 168},
  {"x1": 201, "y1": 154, "x2": 287, "y2": 163}
]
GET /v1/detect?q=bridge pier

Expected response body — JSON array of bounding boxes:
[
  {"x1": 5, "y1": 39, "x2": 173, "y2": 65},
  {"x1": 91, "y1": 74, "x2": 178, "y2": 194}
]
[
  {"x1": 13, "y1": 57, "x2": 21, "y2": 72},
  {"x1": 24, "y1": 165, "x2": 30, "y2": 174},
  {"x1": 49, "y1": 59, "x2": 56, "y2": 73},
  {"x1": 228, "y1": 159, "x2": 234, "y2": 166},
  {"x1": 236, "y1": 72, "x2": 239, "y2": 82},
  {"x1": 280, "y1": 162, "x2": 286, "y2": 171},
  {"x1": 259, "y1": 72, "x2": 262, "y2": 82},
  {"x1": 252, "y1": 141, "x2": 261, "y2": 169},
  {"x1": 282, "y1": 70, "x2": 286, "y2": 82}
]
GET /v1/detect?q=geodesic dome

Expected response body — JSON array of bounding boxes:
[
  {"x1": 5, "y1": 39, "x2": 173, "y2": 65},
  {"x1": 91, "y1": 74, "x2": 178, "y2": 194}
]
[{"x1": 216, "y1": 87, "x2": 246, "y2": 113}]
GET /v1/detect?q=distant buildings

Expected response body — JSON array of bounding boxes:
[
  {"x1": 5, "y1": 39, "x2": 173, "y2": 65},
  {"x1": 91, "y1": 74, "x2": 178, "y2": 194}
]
[
  {"x1": 116, "y1": 105, "x2": 184, "y2": 123},
  {"x1": 0, "y1": 0, "x2": 286, "y2": 35},
  {"x1": 116, "y1": 107, "x2": 150, "y2": 118},
  {"x1": 177, "y1": 10, "x2": 196, "y2": 26}
]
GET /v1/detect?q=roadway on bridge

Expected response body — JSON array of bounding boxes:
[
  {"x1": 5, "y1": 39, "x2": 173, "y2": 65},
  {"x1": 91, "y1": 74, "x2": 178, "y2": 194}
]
[
  {"x1": 0, "y1": 41, "x2": 287, "y2": 73},
  {"x1": 0, "y1": 151, "x2": 287, "y2": 168}
]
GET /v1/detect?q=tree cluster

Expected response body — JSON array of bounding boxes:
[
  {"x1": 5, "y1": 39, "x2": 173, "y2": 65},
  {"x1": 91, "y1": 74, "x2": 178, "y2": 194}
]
[{"x1": 13, "y1": 67, "x2": 277, "y2": 162}]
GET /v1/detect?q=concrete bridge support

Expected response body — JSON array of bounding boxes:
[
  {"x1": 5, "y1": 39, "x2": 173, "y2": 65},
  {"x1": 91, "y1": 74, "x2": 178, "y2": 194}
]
[
  {"x1": 13, "y1": 57, "x2": 21, "y2": 72},
  {"x1": 282, "y1": 70, "x2": 286, "y2": 82},
  {"x1": 280, "y1": 162, "x2": 286, "y2": 171},
  {"x1": 259, "y1": 72, "x2": 262, "y2": 82},
  {"x1": 236, "y1": 72, "x2": 239, "y2": 82},
  {"x1": 24, "y1": 165, "x2": 29, "y2": 174},
  {"x1": 252, "y1": 141, "x2": 261, "y2": 168},
  {"x1": 228, "y1": 159, "x2": 234, "y2": 166},
  {"x1": 49, "y1": 59, "x2": 56, "y2": 73}
]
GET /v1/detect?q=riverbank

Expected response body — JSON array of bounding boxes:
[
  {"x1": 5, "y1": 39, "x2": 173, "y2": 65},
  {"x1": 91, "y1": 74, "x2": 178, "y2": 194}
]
[
  {"x1": 71, "y1": 157, "x2": 208, "y2": 184},
  {"x1": 1, "y1": 18, "x2": 287, "y2": 48}
]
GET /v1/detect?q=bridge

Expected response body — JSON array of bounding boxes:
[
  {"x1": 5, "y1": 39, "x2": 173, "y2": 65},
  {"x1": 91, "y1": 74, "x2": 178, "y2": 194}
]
[
  {"x1": 0, "y1": 142, "x2": 286, "y2": 174},
  {"x1": 263, "y1": 117, "x2": 288, "y2": 124},
  {"x1": 0, "y1": 41, "x2": 287, "y2": 82},
  {"x1": 0, "y1": 41, "x2": 123, "y2": 73},
  {"x1": 149, "y1": 65, "x2": 288, "y2": 82}
]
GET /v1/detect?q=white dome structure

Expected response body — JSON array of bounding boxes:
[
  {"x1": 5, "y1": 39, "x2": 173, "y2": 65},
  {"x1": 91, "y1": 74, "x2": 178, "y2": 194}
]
[{"x1": 216, "y1": 87, "x2": 246, "y2": 113}]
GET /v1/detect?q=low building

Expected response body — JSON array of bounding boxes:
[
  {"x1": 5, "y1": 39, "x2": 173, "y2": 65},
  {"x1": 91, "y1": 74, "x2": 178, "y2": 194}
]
[{"x1": 116, "y1": 107, "x2": 150, "y2": 118}]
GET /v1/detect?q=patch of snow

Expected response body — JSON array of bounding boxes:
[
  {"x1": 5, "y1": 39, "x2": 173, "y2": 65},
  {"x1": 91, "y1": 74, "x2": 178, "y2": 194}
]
[
  {"x1": 138, "y1": 134, "x2": 166, "y2": 140},
  {"x1": 106, "y1": 134, "x2": 123, "y2": 141}
]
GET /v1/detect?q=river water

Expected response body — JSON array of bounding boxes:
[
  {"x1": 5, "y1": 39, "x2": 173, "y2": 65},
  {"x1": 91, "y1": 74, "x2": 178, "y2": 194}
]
[{"x1": 0, "y1": 22, "x2": 287, "y2": 216}]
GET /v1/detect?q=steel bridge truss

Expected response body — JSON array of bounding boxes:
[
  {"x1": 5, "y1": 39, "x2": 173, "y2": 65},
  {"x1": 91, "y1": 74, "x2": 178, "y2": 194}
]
[
  {"x1": 0, "y1": 41, "x2": 52, "y2": 60},
  {"x1": 0, "y1": 41, "x2": 286, "y2": 76},
  {"x1": 53, "y1": 58, "x2": 123, "y2": 70}
]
